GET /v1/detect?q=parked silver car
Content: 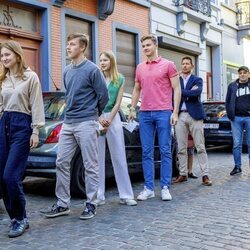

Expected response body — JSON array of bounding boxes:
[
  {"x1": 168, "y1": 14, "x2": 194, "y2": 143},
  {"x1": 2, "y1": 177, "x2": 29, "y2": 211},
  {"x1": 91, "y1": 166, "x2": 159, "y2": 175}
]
[{"x1": 25, "y1": 92, "x2": 179, "y2": 196}]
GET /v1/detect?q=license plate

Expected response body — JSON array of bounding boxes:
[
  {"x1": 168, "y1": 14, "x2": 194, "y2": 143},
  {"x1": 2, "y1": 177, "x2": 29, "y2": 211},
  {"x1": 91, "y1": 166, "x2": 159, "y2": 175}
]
[{"x1": 204, "y1": 123, "x2": 219, "y2": 129}]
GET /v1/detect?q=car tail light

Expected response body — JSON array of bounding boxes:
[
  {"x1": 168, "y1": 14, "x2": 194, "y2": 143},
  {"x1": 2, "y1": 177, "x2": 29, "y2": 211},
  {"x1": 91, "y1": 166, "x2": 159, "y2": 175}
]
[
  {"x1": 217, "y1": 110, "x2": 226, "y2": 118},
  {"x1": 45, "y1": 124, "x2": 62, "y2": 144}
]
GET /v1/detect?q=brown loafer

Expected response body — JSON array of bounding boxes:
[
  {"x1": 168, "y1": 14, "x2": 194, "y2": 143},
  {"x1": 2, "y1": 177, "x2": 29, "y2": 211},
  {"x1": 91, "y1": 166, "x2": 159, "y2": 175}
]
[
  {"x1": 172, "y1": 175, "x2": 187, "y2": 184},
  {"x1": 202, "y1": 175, "x2": 212, "y2": 186}
]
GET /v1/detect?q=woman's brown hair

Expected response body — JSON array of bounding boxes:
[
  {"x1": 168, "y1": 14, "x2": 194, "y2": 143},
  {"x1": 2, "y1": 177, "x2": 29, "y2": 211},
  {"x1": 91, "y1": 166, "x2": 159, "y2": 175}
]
[{"x1": 0, "y1": 40, "x2": 27, "y2": 83}]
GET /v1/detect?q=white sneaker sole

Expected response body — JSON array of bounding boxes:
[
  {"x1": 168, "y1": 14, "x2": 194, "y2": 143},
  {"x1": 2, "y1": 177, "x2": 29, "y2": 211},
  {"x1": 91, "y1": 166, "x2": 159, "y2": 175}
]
[
  {"x1": 162, "y1": 196, "x2": 172, "y2": 201},
  {"x1": 137, "y1": 193, "x2": 155, "y2": 201},
  {"x1": 120, "y1": 200, "x2": 137, "y2": 206},
  {"x1": 45, "y1": 210, "x2": 70, "y2": 218}
]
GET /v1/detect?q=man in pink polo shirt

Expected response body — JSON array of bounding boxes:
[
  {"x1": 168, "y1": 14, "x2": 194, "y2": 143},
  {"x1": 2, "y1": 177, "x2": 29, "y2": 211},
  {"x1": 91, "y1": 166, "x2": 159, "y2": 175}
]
[{"x1": 129, "y1": 34, "x2": 181, "y2": 201}]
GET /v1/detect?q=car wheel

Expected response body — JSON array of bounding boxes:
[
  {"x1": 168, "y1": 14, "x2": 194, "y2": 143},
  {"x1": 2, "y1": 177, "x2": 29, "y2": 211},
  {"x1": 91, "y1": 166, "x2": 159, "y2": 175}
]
[
  {"x1": 172, "y1": 138, "x2": 179, "y2": 177},
  {"x1": 70, "y1": 153, "x2": 86, "y2": 197}
]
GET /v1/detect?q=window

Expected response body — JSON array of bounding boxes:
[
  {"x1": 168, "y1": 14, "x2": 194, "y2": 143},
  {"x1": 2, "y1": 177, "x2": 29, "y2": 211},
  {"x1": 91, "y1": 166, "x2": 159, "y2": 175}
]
[
  {"x1": 120, "y1": 95, "x2": 140, "y2": 122},
  {"x1": 116, "y1": 30, "x2": 136, "y2": 94},
  {"x1": 0, "y1": 4, "x2": 38, "y2": 32},
  {"x1": 222, "y1": 0, "x2": 235, "y2": 8},
  {"x1": 206, "y1": 46, "x2": 213, "y2": 99},
  {"x1": 43, "y1": 93, "x2": 66, "y2": 121},
  {"x1": 226, "y1": 65, "x2": 238, "y2": 84},
  {"x1": 158, "y1": 48, "x2": 196, "y2": 73},
  {"x1": 65, "y1": 16, "x2": 92, "y2": 64}
]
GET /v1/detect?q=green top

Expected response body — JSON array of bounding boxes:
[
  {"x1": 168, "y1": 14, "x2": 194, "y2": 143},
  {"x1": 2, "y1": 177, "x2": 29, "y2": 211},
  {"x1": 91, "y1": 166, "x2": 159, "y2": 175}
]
[{"x1": 103, "y1": 74, "x2": 124, "y2": 113}]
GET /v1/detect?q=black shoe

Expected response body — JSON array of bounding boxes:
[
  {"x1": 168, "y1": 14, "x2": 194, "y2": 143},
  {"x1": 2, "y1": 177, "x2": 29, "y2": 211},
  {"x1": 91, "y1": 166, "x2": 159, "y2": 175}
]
[
  {"x1": 188, "y1": 172, "x2": 198, "y2": 179},
  {"x1": 8, "y1": 219, "x2": 29, "y2": 238},
  {"x1": 80, "y1": 203, "x2": 96, "y2": 220},
  {"x1": 44, "y1": 204, "x2": 70, "y2": 218},
  {"x1": 230, "y1": 166, "x2": 242, "y2": 176}
]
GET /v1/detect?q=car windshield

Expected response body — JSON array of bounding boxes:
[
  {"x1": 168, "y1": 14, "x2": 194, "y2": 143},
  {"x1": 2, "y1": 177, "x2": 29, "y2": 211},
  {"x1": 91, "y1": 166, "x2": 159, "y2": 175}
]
[
  {"x1": 43, "y1": 95, "x2": 65, "y2": 120},
  {"x1": 120, "y1": 95, "x2": 140, "y2": 122},
  {"x1": 203, "y1": 103, "x2": 226, "y2": 117}
]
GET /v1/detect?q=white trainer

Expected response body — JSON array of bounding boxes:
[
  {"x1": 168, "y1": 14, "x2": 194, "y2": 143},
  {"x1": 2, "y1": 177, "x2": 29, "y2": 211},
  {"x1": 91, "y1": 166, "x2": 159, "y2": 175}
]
[
  {"x1": 120, "y1": 199, "x2": 137, "y2": 206},
  {"x1": 161, "y1": 186, "x2": 172, "y2": 201},
  {"x1": 137, "y1": 187, "x2": 155, "y2": 201}
]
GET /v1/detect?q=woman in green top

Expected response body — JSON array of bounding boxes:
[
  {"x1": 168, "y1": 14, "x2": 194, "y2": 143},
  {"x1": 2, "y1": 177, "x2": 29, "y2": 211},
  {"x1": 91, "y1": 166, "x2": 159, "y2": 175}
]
[{"x1": 97, "y1": 51, "x2": 137, "y2": 206}]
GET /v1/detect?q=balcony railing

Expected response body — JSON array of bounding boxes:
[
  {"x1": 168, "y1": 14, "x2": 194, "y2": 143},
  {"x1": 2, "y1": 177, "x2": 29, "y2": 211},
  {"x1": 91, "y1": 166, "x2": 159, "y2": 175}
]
[
  {"x1": 236, "y1": 1, "x2": 250, "y2": 26},
  {"x1": 173, "y1": 0, "x2": 211, "y2": 16}
]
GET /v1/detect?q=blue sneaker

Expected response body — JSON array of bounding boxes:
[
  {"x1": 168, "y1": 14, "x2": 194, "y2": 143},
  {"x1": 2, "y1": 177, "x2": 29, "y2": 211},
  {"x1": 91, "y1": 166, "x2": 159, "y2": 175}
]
[
  {"x1": 80, "y1": 203, "x2": 96, "y2": 220},
  {"x1": 8, "y1": 218, "x2": 29, "y2": 238},
  {"x1": 44, "y1": 204, "x2": 70, "y2": 218}
]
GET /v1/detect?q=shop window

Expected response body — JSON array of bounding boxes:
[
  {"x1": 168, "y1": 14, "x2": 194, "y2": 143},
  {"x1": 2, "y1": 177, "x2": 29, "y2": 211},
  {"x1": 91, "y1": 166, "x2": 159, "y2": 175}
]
[
  {"x1": 116, "y1": 30, "x2": 136, "y2": 94},
  {"x1": 65, "y1": 16, "x2": 92, "y2": 64}
]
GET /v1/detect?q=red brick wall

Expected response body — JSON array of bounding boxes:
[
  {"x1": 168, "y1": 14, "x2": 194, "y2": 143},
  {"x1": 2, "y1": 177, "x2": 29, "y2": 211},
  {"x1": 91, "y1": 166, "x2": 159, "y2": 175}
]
[
  {"x1": 39, "y1": 0, "x2": 149, "y2": 90},
  {"x1": 99, "y1": 0, "x2": 149, "y2": 53},
  {"x1": 50, "y1": 6, "x2": 62, "y2": 90},
  {"x1": 63, "y1": 0, "x2": 97, "y2": 15}
]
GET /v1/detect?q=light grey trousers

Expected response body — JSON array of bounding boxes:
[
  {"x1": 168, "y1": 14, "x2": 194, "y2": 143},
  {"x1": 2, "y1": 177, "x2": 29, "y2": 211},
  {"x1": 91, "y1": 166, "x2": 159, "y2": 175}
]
[
  {"x1": 55, "y1": 120, "x2": 99, "y2": 208},
  {"x1": 175, "y1": 112, "x2": 209, "y2": 177},
  {"x1": 97, "y1": 112, "x2": 134, "y2": 201}
]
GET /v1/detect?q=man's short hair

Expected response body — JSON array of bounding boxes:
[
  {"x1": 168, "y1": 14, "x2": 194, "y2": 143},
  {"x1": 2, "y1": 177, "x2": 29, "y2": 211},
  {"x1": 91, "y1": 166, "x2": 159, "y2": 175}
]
[
  {"x1": 181, "y1": 56, "x2": 193, "y2": 65},
  {"x1": 140, "y1": 34, "x2": 158, "y2": 45},
  {"x1": 67, "y1": 32, "x2": 89, "y2": 48},
  {"x1": 238, "y1": 66, "x2": 249, "y2": 72}
]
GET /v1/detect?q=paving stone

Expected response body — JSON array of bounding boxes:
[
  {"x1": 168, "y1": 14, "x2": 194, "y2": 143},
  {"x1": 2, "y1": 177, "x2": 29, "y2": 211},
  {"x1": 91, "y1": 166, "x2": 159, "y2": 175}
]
[{"x1": 1, "y1": 150, "x2": 250, "y2": 249}]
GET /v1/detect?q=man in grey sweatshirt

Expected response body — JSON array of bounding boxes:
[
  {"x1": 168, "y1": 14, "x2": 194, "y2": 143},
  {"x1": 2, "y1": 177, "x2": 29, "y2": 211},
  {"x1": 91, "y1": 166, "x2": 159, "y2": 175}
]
[{"x1": 45, "y1": 33, "x2": 108, "y2": 220}]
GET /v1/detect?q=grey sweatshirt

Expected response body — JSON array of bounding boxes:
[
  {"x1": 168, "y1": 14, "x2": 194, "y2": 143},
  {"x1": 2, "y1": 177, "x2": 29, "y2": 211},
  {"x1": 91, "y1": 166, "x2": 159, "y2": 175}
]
[{"x1": 63, "y1": 59, "x2": 108, "y2": 123}]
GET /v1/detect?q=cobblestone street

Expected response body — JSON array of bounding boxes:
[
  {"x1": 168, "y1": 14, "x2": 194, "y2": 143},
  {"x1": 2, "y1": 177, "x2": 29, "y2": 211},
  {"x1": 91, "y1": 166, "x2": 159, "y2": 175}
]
[{"x1": 1, "y1": 149, "x2": 250, "y2": 250}]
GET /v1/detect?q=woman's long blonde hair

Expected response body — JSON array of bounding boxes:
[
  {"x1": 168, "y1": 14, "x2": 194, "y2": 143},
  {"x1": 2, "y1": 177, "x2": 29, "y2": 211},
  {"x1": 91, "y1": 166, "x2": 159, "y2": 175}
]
[
  {"x1": 100, "y1": 51, "x2": 119, "y2": 85},
  {"x1": 0, "y1": 40, "x2": 27, "y2": 83}
]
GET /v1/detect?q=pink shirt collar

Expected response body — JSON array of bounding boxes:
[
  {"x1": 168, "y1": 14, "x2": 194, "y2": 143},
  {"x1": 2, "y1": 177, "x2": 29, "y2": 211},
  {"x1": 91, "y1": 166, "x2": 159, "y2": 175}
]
[{"x1": 146, "y1": 56, "x2": 162, "y2": 64}]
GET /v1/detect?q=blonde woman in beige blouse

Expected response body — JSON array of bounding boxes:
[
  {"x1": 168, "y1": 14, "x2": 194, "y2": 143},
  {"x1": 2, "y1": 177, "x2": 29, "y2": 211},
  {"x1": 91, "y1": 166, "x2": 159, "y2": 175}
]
[{"x1": 0, "y1": 40, "x2": 45, "y2": 238}]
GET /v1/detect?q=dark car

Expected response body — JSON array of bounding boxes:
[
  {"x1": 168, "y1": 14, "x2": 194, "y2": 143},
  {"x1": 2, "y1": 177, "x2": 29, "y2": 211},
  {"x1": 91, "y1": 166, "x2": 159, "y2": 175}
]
[
  {"x1": 203, "y1": 101, "x2": 247, "y2": 147},
  {"x1": 25, "y1": 92, "x2": 179, "y2": 196}
]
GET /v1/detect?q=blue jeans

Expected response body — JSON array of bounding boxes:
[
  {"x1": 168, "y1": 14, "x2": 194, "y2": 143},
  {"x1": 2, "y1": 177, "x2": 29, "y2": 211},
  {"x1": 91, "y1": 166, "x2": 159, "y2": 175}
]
[
  {"x1": 139, "y1": 111, "x2": 172, "y2": 190},
  {"x1": 231, "y1": 116, "x2": 250, "y2": 168}
]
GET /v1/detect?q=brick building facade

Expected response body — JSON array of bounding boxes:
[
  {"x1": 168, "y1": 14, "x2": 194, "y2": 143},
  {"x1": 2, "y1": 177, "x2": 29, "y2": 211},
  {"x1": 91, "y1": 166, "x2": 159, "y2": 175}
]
[{"x1": 0, "y1": 0, "x2": 150, "y2": 93}]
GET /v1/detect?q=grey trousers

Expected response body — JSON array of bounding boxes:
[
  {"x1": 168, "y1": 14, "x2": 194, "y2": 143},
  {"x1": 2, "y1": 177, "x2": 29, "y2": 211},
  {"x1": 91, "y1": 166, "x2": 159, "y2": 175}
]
[
  {"x1": 55, "y1": 120, "x2": 99, "y2": 208},
  {"x1": 175, "y1": 112, "x2": 209, "y2": 177}
]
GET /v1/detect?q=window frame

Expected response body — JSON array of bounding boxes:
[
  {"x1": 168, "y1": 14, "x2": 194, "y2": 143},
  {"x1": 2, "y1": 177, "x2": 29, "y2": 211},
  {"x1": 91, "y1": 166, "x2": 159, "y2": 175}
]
[
  {"x1": 61, "y1": 9, "x2": 98, "y2": 84},
  {"x1": 112, "y1": 22, "x2": 141, "y2": 93}
]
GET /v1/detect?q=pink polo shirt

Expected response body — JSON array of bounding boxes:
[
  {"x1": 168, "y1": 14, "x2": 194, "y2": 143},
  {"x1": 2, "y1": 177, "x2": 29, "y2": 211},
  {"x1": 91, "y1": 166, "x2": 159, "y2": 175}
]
[{"x1": 135, "y1": 56, "x2": 178, "y2": 111}]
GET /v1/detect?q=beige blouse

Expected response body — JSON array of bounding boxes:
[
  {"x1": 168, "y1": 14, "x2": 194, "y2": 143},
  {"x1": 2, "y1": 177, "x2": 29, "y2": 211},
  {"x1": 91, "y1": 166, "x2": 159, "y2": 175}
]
[{"x1": 0, "y1": 68, "x2": 45, "y2": 135}]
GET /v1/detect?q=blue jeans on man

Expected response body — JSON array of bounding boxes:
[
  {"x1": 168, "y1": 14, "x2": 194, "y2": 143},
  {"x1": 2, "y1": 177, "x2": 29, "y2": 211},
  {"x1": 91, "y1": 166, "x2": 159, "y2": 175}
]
[
  {"x1": 231, "y1": 116, "x2": 250, "y2": 168},
  {"x1": 139, "y1": 110, "x2": 172, "y2": 190}
]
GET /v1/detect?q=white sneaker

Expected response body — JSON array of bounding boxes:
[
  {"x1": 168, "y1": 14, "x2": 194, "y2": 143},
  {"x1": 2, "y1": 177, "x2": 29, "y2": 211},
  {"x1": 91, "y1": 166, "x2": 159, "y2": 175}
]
[
  {"x1": 137, "y1": 187, "x2": 155, "y2": 201},
  {"x1": 161, "y1": 186, "x2": 172, "y2": 201},
  {"x1": 95, "y1": 199, "x2": 106, "y2": 206},
  {"x1": 120, "y1": 199, "x2": 137, "y2": 206}
]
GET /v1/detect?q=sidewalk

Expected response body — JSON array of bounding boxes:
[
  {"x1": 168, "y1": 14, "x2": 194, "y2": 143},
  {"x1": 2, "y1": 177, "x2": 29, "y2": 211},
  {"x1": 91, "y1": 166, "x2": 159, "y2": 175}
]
[{"x1": 0, "y1": 150, "x2": 250, "y2": 250}]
